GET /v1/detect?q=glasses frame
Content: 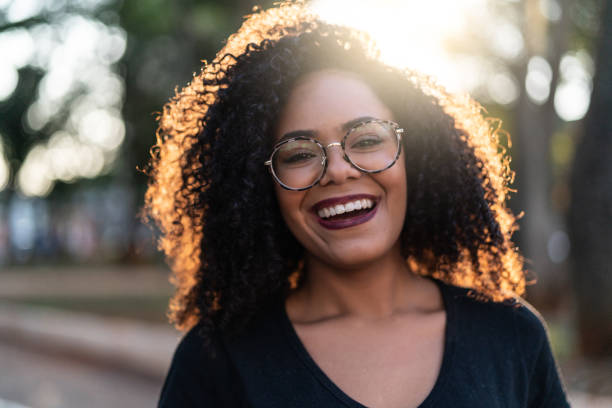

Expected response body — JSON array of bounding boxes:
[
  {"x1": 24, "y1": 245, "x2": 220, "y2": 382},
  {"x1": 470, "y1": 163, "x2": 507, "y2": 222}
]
[{"x1": 264, "y1": 119, "x2": 404, "y2": 191}]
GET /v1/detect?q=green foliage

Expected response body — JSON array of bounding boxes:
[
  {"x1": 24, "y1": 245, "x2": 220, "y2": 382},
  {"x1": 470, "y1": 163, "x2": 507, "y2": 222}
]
[{"x1": 121, "y1": 0, "x2": 176, "y2": 36}]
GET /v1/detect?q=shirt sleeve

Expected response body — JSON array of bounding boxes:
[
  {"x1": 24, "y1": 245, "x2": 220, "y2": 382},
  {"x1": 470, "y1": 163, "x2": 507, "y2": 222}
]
[
  {"x1": 513, "y1": 301, "x2": 571, "y2": 408},
  {"x1": 158, "y1": 325, "x2": 248, "y2": 408}
]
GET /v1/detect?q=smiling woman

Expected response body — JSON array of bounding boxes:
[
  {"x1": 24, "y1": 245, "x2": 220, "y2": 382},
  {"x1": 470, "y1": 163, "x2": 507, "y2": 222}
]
[
  {"x1": 145, "y1": 2, "x2": 570, "y2": 407},
  {"x1": 272, "y1": 70, "x2": 408, "y2": 271}
]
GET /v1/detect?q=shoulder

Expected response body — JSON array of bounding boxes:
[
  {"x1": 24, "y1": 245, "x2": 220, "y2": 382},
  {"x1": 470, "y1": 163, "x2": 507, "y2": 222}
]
[
  {"x1": 511, "y1": 298, "x2": 552, "y2": 348},
  {"x1": 440, "y1": 281, "x2": 563, "y2": 376},
  {"x1": 166, "y1": 323, "x2": 225, "y2": 373},
  {"x1": 441, "y1": 281, "x2": 541, "y2": 321},
  {"x1": 434, "y1": 281, "x2": 570, "y2": 407},
  {"x1": 158, "y1": 323, "x2": 247, "y2": 407},
  {"x1": 439, "y1": 281, "x2": 550, "y2": 348}
]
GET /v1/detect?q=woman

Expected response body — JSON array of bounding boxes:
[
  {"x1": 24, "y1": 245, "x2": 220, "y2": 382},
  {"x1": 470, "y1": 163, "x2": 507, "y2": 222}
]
[{"x1": 147, "y1": 2, "x2": 570, "y2": 407}]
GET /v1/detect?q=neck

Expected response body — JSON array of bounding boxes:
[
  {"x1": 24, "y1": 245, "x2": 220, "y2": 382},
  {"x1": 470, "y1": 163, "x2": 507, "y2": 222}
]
[{"x1": 291, "y1": 244, "x2": 425, "y2": 321}]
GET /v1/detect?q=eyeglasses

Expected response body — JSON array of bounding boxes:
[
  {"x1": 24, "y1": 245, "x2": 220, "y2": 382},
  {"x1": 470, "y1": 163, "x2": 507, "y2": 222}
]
[{"x1": 264, "y1": 119, "x2": 403, "y2": 191}]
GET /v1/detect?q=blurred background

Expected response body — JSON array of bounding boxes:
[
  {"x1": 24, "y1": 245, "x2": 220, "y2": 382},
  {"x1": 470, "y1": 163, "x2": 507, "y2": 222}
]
[{"x1": 0, "y1": 0, "x2": 610, "y2": 406}]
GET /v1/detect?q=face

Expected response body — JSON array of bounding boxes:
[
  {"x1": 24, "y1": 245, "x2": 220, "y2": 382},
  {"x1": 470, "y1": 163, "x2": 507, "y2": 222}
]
[{"x1": 273, "y1": 69, "x2": 407, "y2": 269}]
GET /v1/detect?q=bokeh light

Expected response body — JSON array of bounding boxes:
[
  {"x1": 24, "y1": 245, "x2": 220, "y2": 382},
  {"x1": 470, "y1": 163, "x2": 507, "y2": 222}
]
[
  {"x1": 491, "y1": 22, "x2": 525, "y2": 60},
  {"x1": 16, "y1": 144, "x2": 55, "y2": 197},
  {"x1": 538, "y1": 0, "x2": 562, "y2": 22},
  {"x1": 0, "y1": 28, "x2": 35, "y2": 67},
  {"x1": 526, "y1": 55, "x2": 553, "y2": 104},
  {"x1": 0, "y1": 27, "x2": 35, "y2": 101},
  {"x1": 5, "y1": 0, "x2": 44, "y2": 22},
  {"x1": 5, "y1": 3, "x2": 128, "y2": 196},
  {"x1": 547, "y1": 230, "x2": 571, "y2": 264},
  {"x1": 487, "y1": 71, "x2": 520, "y2": 106},
  {"x1": 554, "y1": 51, "x2": 593, "y2": 121},
  {"x1": 78, "y1": 109, "x2": 125, "y2": 151},
  {"x1": 0, "y1": 64, "x2": 18, "y2": 101},
  {"x1": 0, "y1": 138, "x2": 10, "y2": 192}
]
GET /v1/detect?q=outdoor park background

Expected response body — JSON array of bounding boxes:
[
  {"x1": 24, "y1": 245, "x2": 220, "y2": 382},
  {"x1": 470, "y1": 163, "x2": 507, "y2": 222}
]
[{"x1": 0, "y1": 0, "x2": 611, "y2": 407}]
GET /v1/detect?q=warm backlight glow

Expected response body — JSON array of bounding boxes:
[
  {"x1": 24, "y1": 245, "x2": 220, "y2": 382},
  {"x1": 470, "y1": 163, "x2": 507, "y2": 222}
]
[
  {"x1": 311, "y1": 0, "x2": 594, "y2": 116},
  {"x1": 311, "y1": 0, "x2": 488, "y2": 93}
]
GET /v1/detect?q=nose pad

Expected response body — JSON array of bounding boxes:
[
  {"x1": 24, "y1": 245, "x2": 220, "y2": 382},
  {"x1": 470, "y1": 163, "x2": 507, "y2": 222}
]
[{"x1": 318, "y1": 143, "x2": 361, "y2": 186}]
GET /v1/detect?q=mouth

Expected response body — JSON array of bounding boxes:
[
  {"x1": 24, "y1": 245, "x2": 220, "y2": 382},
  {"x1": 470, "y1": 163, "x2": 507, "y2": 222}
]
[{"x1": 312, "y1": 194, "x2": 378, "y2": 230}]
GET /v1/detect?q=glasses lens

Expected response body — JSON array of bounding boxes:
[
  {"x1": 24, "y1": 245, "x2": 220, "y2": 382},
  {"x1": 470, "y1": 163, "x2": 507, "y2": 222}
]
[
  {"x1": 272, "y1": 139, "x2": 324, "y2": 189},
  {"x1": 345, "y1": 121, "x2": 399, "y2": 171}
]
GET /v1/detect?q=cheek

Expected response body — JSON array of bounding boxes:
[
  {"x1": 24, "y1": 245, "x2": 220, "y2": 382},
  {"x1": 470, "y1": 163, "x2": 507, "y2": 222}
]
[
  {"x1": 393, "y1": 178, "x2": 408, "y2": 217},
  {"x1": 387, "y1": 149, "x2": 407, "y2": 191},
  {"x1": 383, "y1": 158, "x2": 408, "y2": 219},
  {"x1": 274, "y1": 185, "x2": 307, "y2": 235}
]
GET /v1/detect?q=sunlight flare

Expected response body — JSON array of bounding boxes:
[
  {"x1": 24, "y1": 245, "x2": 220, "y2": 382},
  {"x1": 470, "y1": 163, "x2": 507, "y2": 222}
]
[{"x1": 311, "y1": 0, "x2": 488, "y2": 93}]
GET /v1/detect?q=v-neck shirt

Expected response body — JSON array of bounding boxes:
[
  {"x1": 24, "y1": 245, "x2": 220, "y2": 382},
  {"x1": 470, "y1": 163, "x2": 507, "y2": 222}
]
[{"x1": 158, "y1": 278, "x2": 570, "y2": 407}]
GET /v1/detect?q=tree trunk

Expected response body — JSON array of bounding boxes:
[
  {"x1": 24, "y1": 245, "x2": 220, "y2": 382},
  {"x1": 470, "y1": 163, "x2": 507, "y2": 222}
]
[
  {"x1": 568, "y1": 0, "x2": 612, "y2": 357},
  {"x1": 515, "y1": 0, "x2": 571, "y2": 307}
]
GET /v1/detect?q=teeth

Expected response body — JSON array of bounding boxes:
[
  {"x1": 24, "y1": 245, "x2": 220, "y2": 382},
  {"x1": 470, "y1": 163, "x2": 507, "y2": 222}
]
[{"x1": 317, "y1": 198, "x2": 375, "y2": 219}]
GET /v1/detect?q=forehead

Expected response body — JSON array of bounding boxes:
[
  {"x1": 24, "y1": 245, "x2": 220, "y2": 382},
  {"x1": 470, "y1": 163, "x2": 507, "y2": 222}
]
[{"x1": 275, "y1": 69, "x2": 393, "y2": 139}]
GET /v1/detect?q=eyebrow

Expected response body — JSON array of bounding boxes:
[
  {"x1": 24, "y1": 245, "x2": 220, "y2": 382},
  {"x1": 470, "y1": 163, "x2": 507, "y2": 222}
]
[{"x1": 276, "y1": 116, "x2": 378, "y2": 144}]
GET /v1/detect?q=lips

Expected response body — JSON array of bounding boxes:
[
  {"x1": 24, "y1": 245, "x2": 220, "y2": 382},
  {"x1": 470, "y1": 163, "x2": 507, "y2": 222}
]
[{"x1": 312, "y1": 194, "x2": 378, "y2": 230}]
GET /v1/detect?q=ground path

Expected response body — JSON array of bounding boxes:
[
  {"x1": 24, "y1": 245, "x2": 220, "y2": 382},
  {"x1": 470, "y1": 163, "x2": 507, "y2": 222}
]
[{"x1": 0, "y1": 266, "x2": 610, "y2": 407}]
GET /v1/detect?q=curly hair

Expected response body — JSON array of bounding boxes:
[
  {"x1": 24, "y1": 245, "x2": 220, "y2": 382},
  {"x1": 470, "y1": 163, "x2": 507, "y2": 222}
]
[{"x1": 144, "y1": 2, "x2": 526, "y2": 338}]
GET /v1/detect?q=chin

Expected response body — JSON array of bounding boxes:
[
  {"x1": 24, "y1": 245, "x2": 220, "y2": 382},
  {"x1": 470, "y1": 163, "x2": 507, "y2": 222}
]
[{"x1": 314, "y1": 240, "x2": 397, "y2": 269}]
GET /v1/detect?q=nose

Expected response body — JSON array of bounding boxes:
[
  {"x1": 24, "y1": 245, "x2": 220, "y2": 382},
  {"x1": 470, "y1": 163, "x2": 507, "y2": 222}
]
[{"x1": 318, "y1": 142, "x2": 362, "y2": 186}]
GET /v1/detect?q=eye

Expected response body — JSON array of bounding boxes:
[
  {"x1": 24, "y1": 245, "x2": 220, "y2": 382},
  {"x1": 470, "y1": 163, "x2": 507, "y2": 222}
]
[
  {"x1": 351, "y1": 135, "x2": 383, "y2": 148},
  {"x1": 349, "y1": 133, "x2": 385, "y2": 151},
  {"x1": 275, "y1": 140, "x2": 322, "y2": 167},
  {"x1": 281, "y1": 151, "x2": 318, "y2": 164}
]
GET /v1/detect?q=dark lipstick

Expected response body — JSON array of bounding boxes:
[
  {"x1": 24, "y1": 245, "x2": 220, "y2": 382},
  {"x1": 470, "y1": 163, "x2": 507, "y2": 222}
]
[{"x1": 312, "y1": 194, "x2": 378, "y2": 230}]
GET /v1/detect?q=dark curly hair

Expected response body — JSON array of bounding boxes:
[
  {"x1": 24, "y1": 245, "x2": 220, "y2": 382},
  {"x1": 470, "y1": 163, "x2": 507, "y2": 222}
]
[{"x1": 144, "y1": 2, "x2": 526, "y2": 339}]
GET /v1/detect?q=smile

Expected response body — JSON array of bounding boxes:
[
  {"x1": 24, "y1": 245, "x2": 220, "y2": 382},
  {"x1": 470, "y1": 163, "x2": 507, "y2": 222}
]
[
  {"x1": 317, "y1": 198, "x2": 374, "y2": 218},
  {"x1": 312, "y1": 194, "x2": 378, "y2": 230}
]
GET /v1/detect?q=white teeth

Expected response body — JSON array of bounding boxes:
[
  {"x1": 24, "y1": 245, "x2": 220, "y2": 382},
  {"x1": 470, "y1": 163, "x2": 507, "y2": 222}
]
[{"x1": 317, "y1": 198, "x2": 376, "y2": 219}]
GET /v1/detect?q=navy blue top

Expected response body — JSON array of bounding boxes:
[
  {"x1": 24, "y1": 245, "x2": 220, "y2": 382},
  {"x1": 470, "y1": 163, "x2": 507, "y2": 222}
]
[{"x1": 158, "y1": 278, "x2": 571, "y2": 407}]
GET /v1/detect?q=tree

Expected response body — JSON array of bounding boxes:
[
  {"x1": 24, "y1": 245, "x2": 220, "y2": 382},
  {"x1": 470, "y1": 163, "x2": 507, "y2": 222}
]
[{"x1": 568, "y1": 0, "x2": 612, "y2": 356}]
